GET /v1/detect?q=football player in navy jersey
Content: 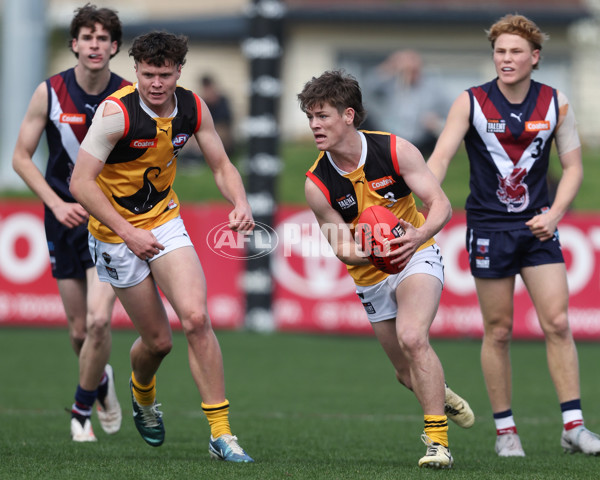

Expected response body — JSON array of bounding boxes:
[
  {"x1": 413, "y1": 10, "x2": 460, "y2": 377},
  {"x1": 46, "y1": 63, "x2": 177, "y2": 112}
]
[
  {"x1": 12, "y1": 4, "x2": 129, "y2": 442},
  {"x1": 299, "y1": 69, "x2": 475, "y2": 469},
  {"x1": 428, "y1": 13, "x2": 600, "y2": 456}
]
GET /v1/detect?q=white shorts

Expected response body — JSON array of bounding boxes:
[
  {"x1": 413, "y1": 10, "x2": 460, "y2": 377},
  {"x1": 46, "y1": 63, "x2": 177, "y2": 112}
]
[
  {"x1": 355, "y1": 244, "x2": 444, "y2": 323},
  {"x1": 88, "y1": 216, "x2": 194, "y2": 288}
]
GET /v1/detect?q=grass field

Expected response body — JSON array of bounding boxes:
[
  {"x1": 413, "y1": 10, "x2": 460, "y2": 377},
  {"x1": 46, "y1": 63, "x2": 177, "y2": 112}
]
[
  {"x1": 175, "y1": 142, "x2": 600, "y2": 211},
  {"x1": 1, "y1": 327, "x2": 599, "y2": 479},
  {"x1": 3, "y1": 142, "x2": 600, "y2": 212}
]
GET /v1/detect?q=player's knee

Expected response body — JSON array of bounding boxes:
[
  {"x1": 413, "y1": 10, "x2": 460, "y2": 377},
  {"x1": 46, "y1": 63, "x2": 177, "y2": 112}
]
[
  {"x1": 147, "y1": 336, "x2": 173, "y2": 358},
  {"x1": 540, "y1": 312, "x2": 570, "y2": 338},
  {"x1": 484, "y1": 319, "x2": 513, "y2": 345},
  {"x1": 85, "y1": 319, "x2": 110, "y2": 348},
  {"x1": 397, "y1": 330, "x2": 428, "y2": 356},
  {"x1": 180, "y1": 309, "x2": 211, "y2": 337},
  {"x1": 86, "y1": 311, "x2": 111, "y2": 337}
]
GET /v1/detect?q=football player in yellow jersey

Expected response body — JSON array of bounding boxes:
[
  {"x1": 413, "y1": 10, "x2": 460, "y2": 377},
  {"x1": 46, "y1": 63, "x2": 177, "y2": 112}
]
[
  {"x1": 298, "y1": 70, "x2": 473, "y2": 469},
  {"x1": 70, "y1": 31, "x2": 254, "y2": 462}
]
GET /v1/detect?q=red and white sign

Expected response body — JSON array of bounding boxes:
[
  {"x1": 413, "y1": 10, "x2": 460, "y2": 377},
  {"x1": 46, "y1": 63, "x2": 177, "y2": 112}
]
[{"x1": 2, "y1": 200, "x2": 600, "y2": 340}]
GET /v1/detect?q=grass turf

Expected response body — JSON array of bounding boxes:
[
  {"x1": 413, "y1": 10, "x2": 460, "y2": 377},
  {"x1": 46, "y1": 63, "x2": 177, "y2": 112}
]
[
  {"x1": 1, "y1": 327, "x2": 599, "y2": 479},
  {"x1": 6, "y1": 143, "x2": 600, "y2": 212}
]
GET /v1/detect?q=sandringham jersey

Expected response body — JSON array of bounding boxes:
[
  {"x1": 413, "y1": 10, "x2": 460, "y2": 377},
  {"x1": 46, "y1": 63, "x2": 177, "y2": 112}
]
[
  {"x1": 306, "y1": 131, "x2": 435, "y2": 286},
  {"x1": 465, "y1": 79, "x2": 558, "y2": 230},
  {"x1": 88, "y1": 84, "x2": 202, "y2": 242},
  {"x1": 46, "y1": 68, "x2": 130, "y2": 202}
]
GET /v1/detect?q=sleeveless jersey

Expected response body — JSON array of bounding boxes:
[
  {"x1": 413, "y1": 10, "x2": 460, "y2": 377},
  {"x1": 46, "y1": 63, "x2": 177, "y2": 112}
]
[
  {"x1": 306, "y1": 131, "x2": 435, "y2": 286},
  {"x1": 45, "y1": 68, "x2": 130, "y2": 202},
  {"x1": 88, "y1": 84, "x2": 202, "y2": 243},
  {"x1": 464, "y1": 79, "x2": 558, "y2": 230}
]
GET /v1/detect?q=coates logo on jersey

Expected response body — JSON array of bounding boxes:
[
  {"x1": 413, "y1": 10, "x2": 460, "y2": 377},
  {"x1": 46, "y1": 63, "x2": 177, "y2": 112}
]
[
  {"x1": 525, "y1": 120, "x2": 550, "y2": 132},
  {"x1": 130, "y1": 139, "x2": 157, "y2": 148},
  {"x1": 206, "y1": 221, "x2": 278, "y2": 260},
  {"x1": 172, "y1": 133, "x2": 189, "y2": 148},
  {"x1": 369, "y1": 176, "x2": 395, "y2": 191},
  {"x1": 60, "y1": 113, "x2": 86, "y2": 125}
]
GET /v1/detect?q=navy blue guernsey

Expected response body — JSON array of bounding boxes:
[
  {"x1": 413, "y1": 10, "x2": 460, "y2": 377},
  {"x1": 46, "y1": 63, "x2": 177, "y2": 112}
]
[
  {"x1": 45, "y1": 68, "x2": 130, "y2": 202},
  {"x1": 464, "y1": 79, "x2": 558, "y2": 230}
]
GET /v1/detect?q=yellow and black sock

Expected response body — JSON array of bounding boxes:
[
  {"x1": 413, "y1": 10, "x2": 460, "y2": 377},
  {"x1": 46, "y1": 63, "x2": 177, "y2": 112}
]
[
  {"x1": 202, "y1": 400, "x2": 231, "y2": 439},
  {"x1": 131, "y1": 372, "x2": 156, "y2": 406},
  {"x1": 424, "y1": 414, "x2": 449, "y2": 447}
]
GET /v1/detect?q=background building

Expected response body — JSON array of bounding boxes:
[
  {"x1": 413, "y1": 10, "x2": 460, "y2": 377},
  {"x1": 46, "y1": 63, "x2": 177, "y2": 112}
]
[{"x1": 2, "y1": 0, "x2": 598, "y2": 188}]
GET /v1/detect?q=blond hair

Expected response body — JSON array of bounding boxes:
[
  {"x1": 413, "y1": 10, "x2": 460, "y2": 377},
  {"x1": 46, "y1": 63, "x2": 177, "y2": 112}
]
[{"x1": 487, "y1": 14, "x2": 548, "y2": 69}]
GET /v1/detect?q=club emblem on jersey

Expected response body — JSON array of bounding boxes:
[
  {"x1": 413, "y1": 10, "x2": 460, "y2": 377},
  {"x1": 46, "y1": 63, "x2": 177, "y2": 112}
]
[
  {"x1": 496, "y1": 167, "x2": 529, "y2": 213},
  {"x1": 113, "y1": 166, "x2": 170, "y2": 214}
]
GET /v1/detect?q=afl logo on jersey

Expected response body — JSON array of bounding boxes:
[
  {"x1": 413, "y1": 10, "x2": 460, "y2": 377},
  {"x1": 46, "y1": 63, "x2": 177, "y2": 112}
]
[
  {"x1": 60, "y1": 113, "x2": 86, "y2": 125},
  {"x1": 130, "y1": 139, "x2": 157, "y2": 148},
  {"x1": 172, "y1": 133, "x2": 189, "y2": 148}
]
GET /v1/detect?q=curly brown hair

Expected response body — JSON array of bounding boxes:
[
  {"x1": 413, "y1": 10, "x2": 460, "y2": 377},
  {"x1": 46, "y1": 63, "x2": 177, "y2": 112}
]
[
  {"x1": 128, "y1": 31, "x2": 188, "y2": 68},
  {"x1": 69, "y1": 3, "x2": 122, "y2": 58}
]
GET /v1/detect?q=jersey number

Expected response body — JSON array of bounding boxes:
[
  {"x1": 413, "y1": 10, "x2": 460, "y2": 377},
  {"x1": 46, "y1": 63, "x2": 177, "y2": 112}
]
[{"x1": 532, "y1": 138, "x2": 544, "y2": 159}]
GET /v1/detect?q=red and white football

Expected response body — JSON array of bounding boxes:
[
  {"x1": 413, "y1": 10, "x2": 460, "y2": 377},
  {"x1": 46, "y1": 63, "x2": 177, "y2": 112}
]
[{"x1": 356, "y1": 205, "x2": 405, "y2": 274}]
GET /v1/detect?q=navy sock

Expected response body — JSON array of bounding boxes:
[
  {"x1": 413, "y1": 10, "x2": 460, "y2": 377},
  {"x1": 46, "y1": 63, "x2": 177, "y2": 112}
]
[
  {"x1": 72, "y1": 385, "x2": 97, "y2": 424},
  {"x1": 560, "y1": 399, "x2": 581, "y2": 412}
]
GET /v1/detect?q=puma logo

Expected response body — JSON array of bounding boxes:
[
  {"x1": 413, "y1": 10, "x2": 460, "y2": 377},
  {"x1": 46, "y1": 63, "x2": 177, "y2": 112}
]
[
  {"x1": 85, "y1": 103, "x2": 98, "y2": 115},
  {"x1": 510, "y1": 112, "x2": 523, "y2": 123}
]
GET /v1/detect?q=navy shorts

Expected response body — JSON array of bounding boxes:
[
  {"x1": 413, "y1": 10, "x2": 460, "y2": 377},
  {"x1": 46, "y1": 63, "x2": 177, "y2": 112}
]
[
  {"x1": 466, "y1": 226, "x2": 564, "y2": 279},
  {"x1": 45, "y1": 210, "x2": 94, "y2": 279}
]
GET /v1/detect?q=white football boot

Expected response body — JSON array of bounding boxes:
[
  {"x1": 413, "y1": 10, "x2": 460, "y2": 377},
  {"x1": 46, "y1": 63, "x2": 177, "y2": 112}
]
[
  {"x1": 71, "y1": 417, "x2": 97, "y2": 442},
  {"x1": 96, "y1": 364, "x2": 122, "y2": 434}
]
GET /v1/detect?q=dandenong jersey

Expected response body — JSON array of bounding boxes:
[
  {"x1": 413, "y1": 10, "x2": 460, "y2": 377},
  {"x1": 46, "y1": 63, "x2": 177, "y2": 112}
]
[
  {"x1": 45, "y1": 68, "x2": 130, "y2": 202},
  {"x1": 306, "y1": 130, "x2": 434, "y2": 286},
  {"x1": 88, "y1": 84, "x2": 202, "y2": 243},
  {"x1": 465, "y1": 79, "x2": 558, "y2": 230}
]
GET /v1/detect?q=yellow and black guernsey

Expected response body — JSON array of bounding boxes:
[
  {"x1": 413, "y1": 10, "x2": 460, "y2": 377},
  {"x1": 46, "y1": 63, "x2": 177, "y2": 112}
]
[
  {"x1": 306, "y1": 131, "x2": 435, "y2": 286},
  {"x1": 89, "y1": 84, "x2": 201, "y2": 243}
]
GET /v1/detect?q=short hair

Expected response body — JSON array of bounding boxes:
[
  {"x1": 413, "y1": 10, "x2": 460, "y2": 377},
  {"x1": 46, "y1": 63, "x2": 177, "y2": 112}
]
[
  {"x1": 128, "y1": 31, "x2": 188, "y2": 68},
  {"x1": 69, "y1": 3, "x2": 123, "y2": 58},
  {"x1": 297, "y1": 70, "x2": 366, "y2": 128},
  {"x1": 487, "y1": 14, "x2": 548, "y2": 69}
]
